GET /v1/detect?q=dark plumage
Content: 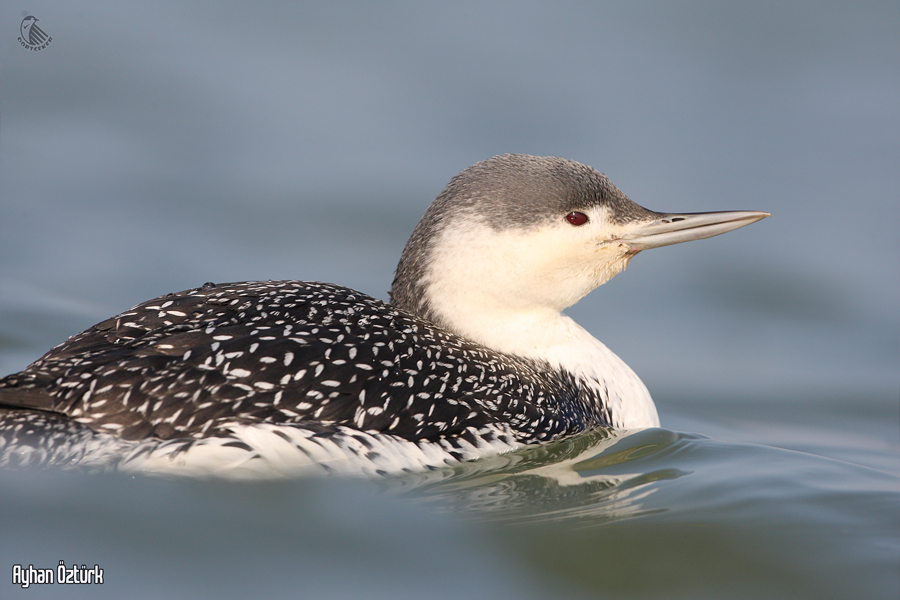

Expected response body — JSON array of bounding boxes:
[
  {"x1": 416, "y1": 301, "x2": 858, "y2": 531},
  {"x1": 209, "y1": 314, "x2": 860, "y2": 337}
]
[{"x1": 0, "y1": 281, "x2": 609, "y2": 473}]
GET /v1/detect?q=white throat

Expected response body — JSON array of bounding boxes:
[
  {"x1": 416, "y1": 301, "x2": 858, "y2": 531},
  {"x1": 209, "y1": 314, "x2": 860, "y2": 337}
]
[{"x1": 421, "y1": 217, "x2": 660, "y2": 428}]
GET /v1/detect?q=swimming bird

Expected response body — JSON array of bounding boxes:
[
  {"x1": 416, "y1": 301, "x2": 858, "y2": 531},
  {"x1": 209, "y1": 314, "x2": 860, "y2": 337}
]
[{"x1": 0, "y1": 154, "x2": 768, "y2": 477}]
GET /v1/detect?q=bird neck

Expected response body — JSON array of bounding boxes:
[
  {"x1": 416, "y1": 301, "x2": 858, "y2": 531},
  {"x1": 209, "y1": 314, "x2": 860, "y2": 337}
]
[
  {"x1": 390, "y1": 219, "x2": 658, "y2": 429},
  {"x1": 423, "y1": 288, "x2": 658, "y2": 429}
]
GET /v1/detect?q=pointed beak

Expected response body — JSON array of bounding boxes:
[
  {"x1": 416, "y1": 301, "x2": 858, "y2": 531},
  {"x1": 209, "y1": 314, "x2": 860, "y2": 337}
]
[{"x1": 620, "y1": 210, "x2": 770, "y2": 252}]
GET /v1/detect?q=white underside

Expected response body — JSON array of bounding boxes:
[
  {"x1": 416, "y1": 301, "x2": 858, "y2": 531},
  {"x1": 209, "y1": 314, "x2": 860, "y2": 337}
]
[{"x1": 107, "y1": 423, "x2": 524, "y2": 478}]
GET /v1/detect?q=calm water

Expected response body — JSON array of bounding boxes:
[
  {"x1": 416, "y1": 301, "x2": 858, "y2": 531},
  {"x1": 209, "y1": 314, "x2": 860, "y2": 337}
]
[{"x1": 1, "y1": 2, "x2": 898, "y2": 599}]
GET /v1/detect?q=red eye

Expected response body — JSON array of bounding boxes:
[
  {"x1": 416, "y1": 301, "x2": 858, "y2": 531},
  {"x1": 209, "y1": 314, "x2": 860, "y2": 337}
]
[{"x1": 566, "y1": 211, "x2": 589, "y2": 226}]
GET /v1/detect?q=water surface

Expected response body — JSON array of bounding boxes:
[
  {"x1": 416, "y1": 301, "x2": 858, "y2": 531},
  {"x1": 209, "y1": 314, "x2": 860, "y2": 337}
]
[{"x1": 1, "y1": 2, "x2": 897, "y2": 598}]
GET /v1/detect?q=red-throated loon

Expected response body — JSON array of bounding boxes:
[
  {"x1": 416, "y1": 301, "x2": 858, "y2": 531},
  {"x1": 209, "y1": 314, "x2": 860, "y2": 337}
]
[{"x1": 0, "y1": 154, "x2": 768, "y2": 477}]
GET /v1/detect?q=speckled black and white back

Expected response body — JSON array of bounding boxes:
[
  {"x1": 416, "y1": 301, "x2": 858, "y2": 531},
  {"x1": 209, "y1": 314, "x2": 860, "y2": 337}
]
[{"x1": 0, "y1": 281, "x2": 612, "y2": 476}]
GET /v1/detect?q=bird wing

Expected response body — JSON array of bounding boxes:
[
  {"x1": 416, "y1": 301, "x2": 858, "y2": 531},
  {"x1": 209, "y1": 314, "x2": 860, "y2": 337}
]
[{"x1": 0, "y1": 281, "x2": 599, "y2": 445}]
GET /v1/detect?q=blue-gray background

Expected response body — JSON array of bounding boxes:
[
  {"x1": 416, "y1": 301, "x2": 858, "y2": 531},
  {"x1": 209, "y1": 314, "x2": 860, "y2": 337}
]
[{"x1": 1, "y1": 2, "x2": 897, "y2": 599}]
